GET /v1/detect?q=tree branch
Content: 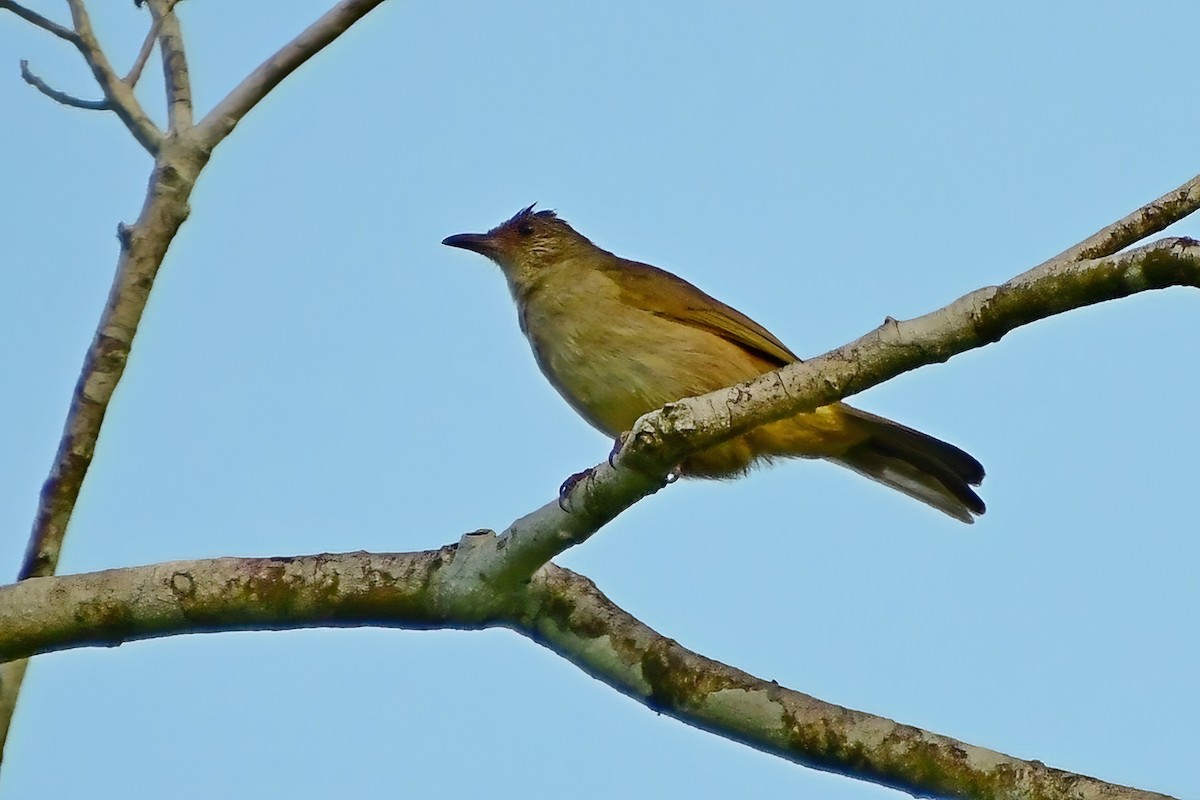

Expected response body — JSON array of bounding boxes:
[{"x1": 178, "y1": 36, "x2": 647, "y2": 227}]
[
  {"x1": 18, "y1": 147, "x2": 207, "y2": 584},
  {"x1": 0, "y1": 1, "x2": 78, "y2": 43},
  {"x1": 1, "y1": 223, "x2": 1192, "y2": 797},
  {"x1": 619, "y1": 236, "x2": 1199, "y2": 469},
  {"x1": 122, "y1": 6, "x2": 164, "y2": 87},
  {"x1": 0, "y1": 553, "x2": 1176, "y2": 800},
  {"x1": 0, "y1": 552, "x2": 460, "y2": 659},
  {"x1": 64, "y1": 0, "x2": 163, "y2": 153},
  {"x1": 0, "y1": 134, "x2": 210, "y2": 766},
  {"x1": 194, "y1": 0, "x2": 388, "y2": 149},
  {"x1": 522, "y1": 565, "x2": 1175, "y2": 800},
  {"x1": 19, "y1": 58, "x2": 109, "y2": 110},
  {"x1": 146, "y1": 0, "x2": 190, "y2": 130},
  {"x1": 10, "y1": 0, "x2": 398, "y2": 590},
  {"x1": 4, "y1": 2, "x2": 1194, "y2": 790},
  {"x1": 1, "y1": 0, "x2": 398, "y2": 764},
  {"x1": 1052, "y1": 172, "x2": 1200, "y2": 263}
]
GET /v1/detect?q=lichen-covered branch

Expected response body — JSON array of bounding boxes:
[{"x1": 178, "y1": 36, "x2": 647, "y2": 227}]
[
  {"x1": 1050, "y1": 172, "x2": 1200, "y2": 263},
  {"x1": 8, "y1": 2, "x2": 395, "y2": 587},
  {"x1": 19, "y1": 139, "x2": 210, "y2": 581},
  {"x1": 610, "y1": 236, "x2": 1200, "y2": 477},
  {"x1": 0, "y1": 553, "x2": 1176, "y2": 800},
  {"x1": 521, "y1": 565, "x2": 1175, "y2": 800},
  {"x1": 0, "y1": 551, "x2": 460, "y2": 660},
  {"x1": 0, "y1": 137, "x2": 210, "y2": 757},
  {"x1": 1, "y1": 0, "x2": 402, "y2": 765},
  {"x1": 4, "y1": 2, "x2": 1196, "y2": 792},
  {"x1": 195, "y1": 0, "x2": 389, "y2": 149}
]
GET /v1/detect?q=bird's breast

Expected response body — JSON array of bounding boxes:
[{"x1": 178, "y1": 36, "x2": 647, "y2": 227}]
[{"x1": 517, "y1": 270, "x2": 768, "y2": 435}]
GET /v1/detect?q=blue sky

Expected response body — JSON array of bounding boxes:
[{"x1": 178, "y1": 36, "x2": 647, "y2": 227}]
[{"x1": 1, "y1": 2, "x2": 1197, "y2": 798}]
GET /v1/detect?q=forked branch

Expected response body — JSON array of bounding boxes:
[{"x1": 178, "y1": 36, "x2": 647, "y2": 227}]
[
  {"x1": 2, "y1": 0, "x2": 163, "y2": 151},
  {"x1": 62, "y1": 0, "x2": 162, "y2": 152},
  {"x1": 0, "y1": 0, "x2": 399, "y2": 767},
  {"x1": 2, "y1": 2, "x2": 1196, "y2": 796},
  {"x1": 123, "y1": 7, "x2": 164, "y2": 87},
  {"x1": 0, "y1": 554, "x2": 1179, "y2": 800}
]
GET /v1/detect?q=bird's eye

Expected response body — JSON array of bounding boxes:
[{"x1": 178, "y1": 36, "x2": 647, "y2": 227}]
[{"x1": 517, "y1": 222, "x2": 534, "y2": 236}]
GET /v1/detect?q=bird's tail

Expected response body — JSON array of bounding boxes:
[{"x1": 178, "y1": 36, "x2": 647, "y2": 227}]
[{"x1": 831, "y1": 407, "x2": 986, "y2": 524}]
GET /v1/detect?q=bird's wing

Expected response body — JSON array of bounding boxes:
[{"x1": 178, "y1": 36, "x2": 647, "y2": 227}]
[{"x1": 605, "y1": 258, "x2": 800, "y2": 367}]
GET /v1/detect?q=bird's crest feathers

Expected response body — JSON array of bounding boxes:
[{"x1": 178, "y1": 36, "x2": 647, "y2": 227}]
[{"x1": 501, "y1": 203, "x2": 561, "y2": 230}]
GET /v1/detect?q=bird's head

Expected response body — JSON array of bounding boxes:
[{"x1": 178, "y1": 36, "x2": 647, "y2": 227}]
[{"x1": 442, "y1": 205, "x2": 594, "y2": 290}]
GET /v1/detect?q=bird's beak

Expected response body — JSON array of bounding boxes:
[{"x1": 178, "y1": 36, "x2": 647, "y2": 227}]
[{"x1": 442, "y1": 232, "x2": 496, "y2": 256}]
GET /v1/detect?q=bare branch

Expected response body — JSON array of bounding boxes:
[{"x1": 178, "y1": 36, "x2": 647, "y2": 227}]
[
  {"x1": 1051, "y1": 172, "x2": 1200, "y2": 263},
  {"x1": 64, "y1": 0, "x2": 163, "y2": 153},
  {"x1": 0, "y1": 553, "x2": 1176, "y2": 800},
  {"x1": 195, "y1": 0, "x2": 388, "y2": 149},
  {"x1": 614, "y1": 236, "x2": 1200, "y2": 475},
  {"x1": 0, "y1": 552, "x2": 459, "y2": 660},
  {"x1": 20, "y1": 58, "x2": 109, "y2": 110},
  {"x1": 3, "y1": 0, "x2": 395, "y2": 760},
  {"x1": 0, "y1": 136, "x2": 200, "y2": 757},
  {"x1": 146, "y1": 0, "x2": 190, "y2": 129},
  {"x1": 523, "y1": 565, "x2": 1176, "y2": 800},
  {"x1": 5, "y1": 0, "x2": 394, "y2": 674},
  {"x1": 122, "y1": 7, "x2": 164, "y2": 87},
  {"x1": 19, "y1": 147, "x2": 205, "y2": 584},
  {"x1": 0, "y1": 0, "x2": 79, "y2": 43}
]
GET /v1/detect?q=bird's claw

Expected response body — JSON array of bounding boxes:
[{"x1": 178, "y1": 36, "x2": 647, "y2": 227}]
[
  {"x1": 558, "y1": 467, "x2": 595, "y2": 511},
  {"x1": 608, "y1": 432, "x2": 630, "y2": 469},
  {"x1": 560, "y1": 452, "x2": 679, "y2": 511}
]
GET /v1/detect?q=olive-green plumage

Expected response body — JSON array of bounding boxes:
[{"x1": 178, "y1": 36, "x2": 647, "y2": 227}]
[{"x1": 443, "y1": 205, "x2": 985, "y2": 522}]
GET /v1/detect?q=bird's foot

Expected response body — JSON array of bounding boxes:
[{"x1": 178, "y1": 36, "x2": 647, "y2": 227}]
[
  {"x1": 558, "y1": 467, "x2": 596, "y2": 511},
  {"x1": 607, "y1": 432, "x2": 630, "y2": 468}
]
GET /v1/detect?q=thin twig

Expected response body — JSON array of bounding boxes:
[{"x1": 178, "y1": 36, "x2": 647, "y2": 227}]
[
  {"x1": 0, "y1": 0, "x2": 79, "y2": 43},
  {"x1": 196, "y1": 0, "x2": 388, "y2": 149},
  {"x1": 122, "y1": 8, "x2": 164, "y2": 87},
  {"x1": 20, "y1": 59, "x2": 109, "y2": 110},
  {"x1": 147, "y1": 0, "x2": 191, "y2": 129},
  {"x1": 64, "y1": 0, "x2": 163, "y2": 153}
]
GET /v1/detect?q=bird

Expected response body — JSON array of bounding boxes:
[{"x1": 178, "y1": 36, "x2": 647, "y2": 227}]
[{"x1": 442, "y1": 205, "x2": 985, "y2": 523}]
